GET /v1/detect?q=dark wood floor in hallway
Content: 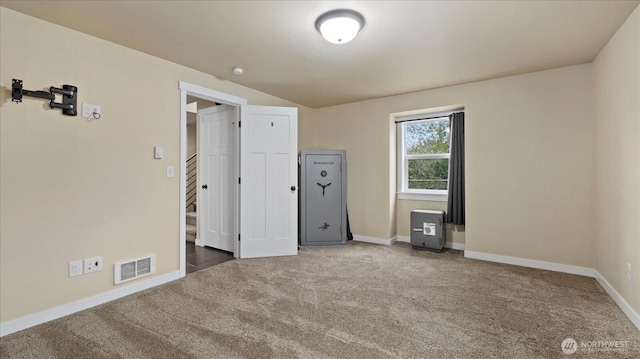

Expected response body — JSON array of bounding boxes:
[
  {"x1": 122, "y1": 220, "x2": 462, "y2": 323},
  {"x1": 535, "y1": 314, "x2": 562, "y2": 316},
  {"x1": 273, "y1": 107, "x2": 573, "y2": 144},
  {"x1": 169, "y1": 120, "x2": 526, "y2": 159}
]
[{"x1": 186, "y1": 241, "x2": 234, "y2": 274}]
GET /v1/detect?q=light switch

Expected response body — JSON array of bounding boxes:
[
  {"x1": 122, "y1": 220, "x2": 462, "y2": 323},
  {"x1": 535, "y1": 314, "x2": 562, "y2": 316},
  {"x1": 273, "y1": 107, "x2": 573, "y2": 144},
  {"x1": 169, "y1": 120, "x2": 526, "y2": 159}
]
[
  {"x1": 154, "y1": 146, "x2": 164, "y2": 159},
  {"x1": 166, "y1": 165, "x2": 175, "y2": 178}
]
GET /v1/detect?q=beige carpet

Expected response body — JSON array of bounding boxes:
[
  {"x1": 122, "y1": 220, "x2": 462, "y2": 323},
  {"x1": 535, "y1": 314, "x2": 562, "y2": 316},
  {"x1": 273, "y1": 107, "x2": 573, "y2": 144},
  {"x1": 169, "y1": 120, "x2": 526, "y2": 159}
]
[{"x1": 1, "y1": 242, "x2": 638, "y2": 358}]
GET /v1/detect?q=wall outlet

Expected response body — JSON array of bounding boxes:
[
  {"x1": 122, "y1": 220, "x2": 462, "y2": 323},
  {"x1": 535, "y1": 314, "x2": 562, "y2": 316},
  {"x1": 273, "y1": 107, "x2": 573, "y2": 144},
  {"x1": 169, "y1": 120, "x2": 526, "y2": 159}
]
[
  {"x1": 627, "y1": 263, "x2": 632, "y2": 281},
  {"x1": 84, "y1": 256, "x2": 103, "y2": 274},
  {"x1": 69, "y1": 260, "x2": 82, "y2": 278}
]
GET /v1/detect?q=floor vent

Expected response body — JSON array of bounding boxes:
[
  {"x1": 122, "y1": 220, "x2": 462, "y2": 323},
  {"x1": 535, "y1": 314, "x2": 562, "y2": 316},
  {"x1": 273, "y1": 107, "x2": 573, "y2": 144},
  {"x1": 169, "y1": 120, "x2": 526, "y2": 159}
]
[{"x1": 114, "y1": 255, "x2": 156, "y2": 285}]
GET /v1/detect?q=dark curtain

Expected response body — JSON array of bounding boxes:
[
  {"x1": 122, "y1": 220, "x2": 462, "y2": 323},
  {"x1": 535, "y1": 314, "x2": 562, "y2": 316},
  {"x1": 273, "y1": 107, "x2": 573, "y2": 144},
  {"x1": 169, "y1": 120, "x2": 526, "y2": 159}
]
[{"x1": 447, "y1": 112, "x2": 465, "y2": 225}]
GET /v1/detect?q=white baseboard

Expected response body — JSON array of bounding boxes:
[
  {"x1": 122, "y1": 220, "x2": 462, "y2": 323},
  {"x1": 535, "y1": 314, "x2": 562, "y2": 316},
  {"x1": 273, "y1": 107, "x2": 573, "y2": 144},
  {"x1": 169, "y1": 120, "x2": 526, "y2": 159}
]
[
  {"x1": 0, "y1": 271, "x2": 180, "y2": 337},
  {"x1": 594, "y1": 270, "x2": 640, "y2": 330},
  {"x1": 454, "y1": 250, "x2": 639, "y2": 331},
  {"x1": 447, "y1": 242, "x2": 465, "y2": 250},
  {"x1": 353, "y1": 234, "x2": 394, "y2": 245},
  {"x1": 396, "y1": 235, "x2": 465, "y2": 250},
  {"x1": 3, "y1": 253, "x2": 637, "y2": 338},
  {"x1": 464, "y1": 250, "x2": 594, "y2": 277},
  {"x1": 195, "y1": 238, "x2": 203, "y2": 246}
]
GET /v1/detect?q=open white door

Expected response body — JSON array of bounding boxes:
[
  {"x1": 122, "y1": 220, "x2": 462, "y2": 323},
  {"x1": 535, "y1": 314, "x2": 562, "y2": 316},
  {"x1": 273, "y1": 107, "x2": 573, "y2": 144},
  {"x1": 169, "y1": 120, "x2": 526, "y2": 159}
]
[
  {"x1": 240, "y1": 105, "x2": 298, "y2": 258},
  {"x1": 199, "y1": 105, "x2": 235, "y2": 252}
]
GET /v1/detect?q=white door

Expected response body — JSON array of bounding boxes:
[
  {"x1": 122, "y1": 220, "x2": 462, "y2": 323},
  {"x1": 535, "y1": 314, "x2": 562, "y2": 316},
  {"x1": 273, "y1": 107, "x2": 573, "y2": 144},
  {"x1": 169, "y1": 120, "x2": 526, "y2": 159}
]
[
  {"x1": 199, "y1": 105, "x2": 235, "y2": 252},
  {"x1": 240, "y1": 105, "x2": 298, "y2": 258}
]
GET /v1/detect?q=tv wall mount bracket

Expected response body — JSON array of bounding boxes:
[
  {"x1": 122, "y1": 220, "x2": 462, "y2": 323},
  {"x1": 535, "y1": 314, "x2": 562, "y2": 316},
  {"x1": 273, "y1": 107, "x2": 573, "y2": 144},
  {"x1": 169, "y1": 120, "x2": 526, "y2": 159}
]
[{"x1": 11, "y1": 78, "x2": 78, "y2": 116}]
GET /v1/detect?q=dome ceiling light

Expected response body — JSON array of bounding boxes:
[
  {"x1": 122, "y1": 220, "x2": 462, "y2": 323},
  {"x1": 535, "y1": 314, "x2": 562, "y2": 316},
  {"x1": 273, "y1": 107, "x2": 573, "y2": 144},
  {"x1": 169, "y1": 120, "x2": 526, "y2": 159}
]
[{"x1": 315, "y1": 9, "x2": 365, "y2": 44}]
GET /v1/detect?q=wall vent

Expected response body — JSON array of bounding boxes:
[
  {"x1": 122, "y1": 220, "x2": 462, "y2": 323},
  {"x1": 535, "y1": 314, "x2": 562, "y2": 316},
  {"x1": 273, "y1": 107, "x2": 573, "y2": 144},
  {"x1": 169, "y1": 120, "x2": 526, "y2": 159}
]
[{"x1": 114, "y1": 255, "x2": 156, "y2": 285}]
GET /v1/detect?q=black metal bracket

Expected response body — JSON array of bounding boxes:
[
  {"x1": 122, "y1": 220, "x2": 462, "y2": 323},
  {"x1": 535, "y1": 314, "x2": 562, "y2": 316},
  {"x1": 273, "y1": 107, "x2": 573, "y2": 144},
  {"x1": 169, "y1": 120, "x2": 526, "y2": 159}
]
[{"x1": 11, "y1": 79, "x2": 78, "y2": 116}]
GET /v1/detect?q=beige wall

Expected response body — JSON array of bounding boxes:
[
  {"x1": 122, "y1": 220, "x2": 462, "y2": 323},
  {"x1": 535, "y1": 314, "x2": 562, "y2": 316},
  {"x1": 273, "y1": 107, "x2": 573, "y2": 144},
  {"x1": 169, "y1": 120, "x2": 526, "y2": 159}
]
[
  {"x1": 187, "y1": 121, "x2": 196, "y2": 157},
  {"x1": 309, "y1": 64, "x2": 595, "y2": 268},
  {"x1": 593, "y1": 6, "x2": 640, "y2": 314},
  {"x1": 0, "y1": 8, "x2": 311, "y2": 322}
]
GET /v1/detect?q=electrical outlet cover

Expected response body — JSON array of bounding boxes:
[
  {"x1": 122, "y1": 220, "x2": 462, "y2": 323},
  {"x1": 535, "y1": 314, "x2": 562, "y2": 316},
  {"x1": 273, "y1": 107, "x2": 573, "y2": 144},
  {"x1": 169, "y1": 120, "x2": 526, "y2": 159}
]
[
  {"x1": 69, "y1": 260, "x2": 82, "y2": 278},
  {"x1": 84, "y1": 256, "x2": 103, "y2": 274}
]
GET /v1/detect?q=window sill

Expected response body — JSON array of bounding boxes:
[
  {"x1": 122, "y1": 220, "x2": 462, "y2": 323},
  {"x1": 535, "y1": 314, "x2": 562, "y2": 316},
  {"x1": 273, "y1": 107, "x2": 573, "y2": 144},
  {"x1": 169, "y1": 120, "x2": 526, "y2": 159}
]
[{"x1": 397, "y1": 192, "x2": 448, "y2": 202}]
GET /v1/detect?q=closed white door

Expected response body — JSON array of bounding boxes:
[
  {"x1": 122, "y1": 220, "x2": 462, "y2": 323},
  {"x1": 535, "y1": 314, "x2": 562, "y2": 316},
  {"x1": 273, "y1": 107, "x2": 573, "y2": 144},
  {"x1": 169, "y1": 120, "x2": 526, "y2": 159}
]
[
  {"x1": 240, "y1": 105, "x2": 298, "y2": 258},
  {"x1": 199, "y1": 105, "x2": 235, "y2": 252}
]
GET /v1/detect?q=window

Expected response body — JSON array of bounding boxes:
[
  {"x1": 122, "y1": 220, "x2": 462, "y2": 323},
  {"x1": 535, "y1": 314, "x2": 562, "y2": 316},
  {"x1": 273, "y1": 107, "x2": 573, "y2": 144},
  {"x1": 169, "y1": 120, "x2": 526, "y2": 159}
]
[{"x1": 397, "y1": 116, "x2": 450, "y2": 201}]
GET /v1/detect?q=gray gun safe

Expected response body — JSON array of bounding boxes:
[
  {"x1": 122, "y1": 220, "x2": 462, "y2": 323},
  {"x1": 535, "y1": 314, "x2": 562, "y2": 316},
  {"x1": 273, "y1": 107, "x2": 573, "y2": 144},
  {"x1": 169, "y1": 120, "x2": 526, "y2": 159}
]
[{"x1": 300, "y1": 150, "x2": 347, "y2": 246}]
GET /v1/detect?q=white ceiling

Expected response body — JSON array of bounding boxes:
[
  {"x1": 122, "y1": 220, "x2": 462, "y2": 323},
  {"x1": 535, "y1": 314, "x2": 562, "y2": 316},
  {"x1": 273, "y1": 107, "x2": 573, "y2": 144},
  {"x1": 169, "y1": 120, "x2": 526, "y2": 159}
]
[{"x1": 2, "y1": 0, "x2": 638, "y2": 108}]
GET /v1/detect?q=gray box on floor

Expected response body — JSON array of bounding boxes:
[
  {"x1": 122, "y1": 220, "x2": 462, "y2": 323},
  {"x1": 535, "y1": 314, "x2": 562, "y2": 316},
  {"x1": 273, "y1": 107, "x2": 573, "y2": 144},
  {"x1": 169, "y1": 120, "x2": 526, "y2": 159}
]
[{"x1": 410, "y1": 210, "x2": 446, "y2": 252}]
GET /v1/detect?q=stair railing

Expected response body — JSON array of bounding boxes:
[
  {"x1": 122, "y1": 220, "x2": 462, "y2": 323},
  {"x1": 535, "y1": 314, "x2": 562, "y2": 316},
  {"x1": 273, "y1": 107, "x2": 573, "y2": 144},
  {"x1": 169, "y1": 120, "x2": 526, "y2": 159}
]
[{"x1": 186, "y1": 153, "x2": 197, "y2": 211}]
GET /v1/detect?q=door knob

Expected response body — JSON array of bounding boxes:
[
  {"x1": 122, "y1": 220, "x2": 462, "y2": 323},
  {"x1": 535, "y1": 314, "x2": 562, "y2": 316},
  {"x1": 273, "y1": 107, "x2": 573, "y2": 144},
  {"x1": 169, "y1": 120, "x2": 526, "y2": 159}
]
[
  {"x1": 291, "y1": 186, "x2": 296, "y2": 191},
  {"x1": 202, "y1": 184, "x2": 208, "y2": 189}
]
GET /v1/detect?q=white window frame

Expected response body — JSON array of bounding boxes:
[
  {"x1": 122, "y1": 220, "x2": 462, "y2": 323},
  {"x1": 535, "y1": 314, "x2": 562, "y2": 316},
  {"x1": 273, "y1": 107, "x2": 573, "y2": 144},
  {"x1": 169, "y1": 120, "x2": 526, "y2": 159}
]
[{"x1": 397, "y1": 116, "x2": 450, "y2": 202}]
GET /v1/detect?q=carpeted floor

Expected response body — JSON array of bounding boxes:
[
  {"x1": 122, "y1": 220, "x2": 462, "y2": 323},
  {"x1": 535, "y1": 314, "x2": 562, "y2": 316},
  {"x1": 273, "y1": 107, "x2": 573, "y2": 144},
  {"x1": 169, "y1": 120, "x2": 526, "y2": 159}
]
[{"x1": 1, "y1": 241, "x2": 638, "y2": 358}]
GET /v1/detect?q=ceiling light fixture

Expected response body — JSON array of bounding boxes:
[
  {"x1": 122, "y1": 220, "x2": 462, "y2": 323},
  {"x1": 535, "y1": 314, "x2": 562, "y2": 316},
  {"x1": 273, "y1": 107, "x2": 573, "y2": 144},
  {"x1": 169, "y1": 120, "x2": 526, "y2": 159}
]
[{"x1": 315, "y1": 9, "x2": 365, "y2": 44}]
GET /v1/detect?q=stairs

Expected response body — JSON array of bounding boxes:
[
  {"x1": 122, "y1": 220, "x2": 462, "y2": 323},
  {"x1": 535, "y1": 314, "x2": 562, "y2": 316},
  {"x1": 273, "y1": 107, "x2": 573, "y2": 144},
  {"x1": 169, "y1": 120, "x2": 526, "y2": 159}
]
[
  {"x1": 186, "y1": 211, "x2": 197, "y2": 242},
  {"x1": 186, "y1": 153, "x2": 198, "y2": 242}
]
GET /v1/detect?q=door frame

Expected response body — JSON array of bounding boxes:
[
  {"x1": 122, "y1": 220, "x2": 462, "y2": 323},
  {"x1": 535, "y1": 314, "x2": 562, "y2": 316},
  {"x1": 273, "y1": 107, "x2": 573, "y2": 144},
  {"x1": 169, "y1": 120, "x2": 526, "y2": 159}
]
[{"x1": 179, "y1": 81, "x2": 247, "y2": 278}]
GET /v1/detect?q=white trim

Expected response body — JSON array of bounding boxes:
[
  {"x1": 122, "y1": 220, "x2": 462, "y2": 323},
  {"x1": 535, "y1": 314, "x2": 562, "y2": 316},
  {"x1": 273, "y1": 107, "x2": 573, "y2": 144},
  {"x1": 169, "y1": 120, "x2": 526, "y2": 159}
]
[
  {"x1": 179, "y1": 89, "x2": 187, "y2": 277},
  {"x1": 396, "y1": 235, "x2": 465, "y2": 250},
  {"x1": 411, "y1": 246, "x2": 638, "y2": 330},
  {"x1": 178, "y1": 81, "x2": 249, "y2": 273},
  {"x1": 396, "y1": 117, "x2": 452, "y2": 196},
  {"x1": 397, "y1": 192, "x2": 448, "y2": 201},
  {"x1": 0, "y1": 271, "x2": 180, "y2": 337},
  {"x1": 353, "y1": 234, "x2": 395, "y2": 246},
  {"x1": 391, "y1": 106, "x2": 464, "y2": 123},
  {"x1": 464, "y1": 250, "x2": 595, "y2": 277},
  {"x1": 446, "y1": 242, "x2": 465, "y2": 250},
  {"x1": 179, "y1": 81, "x2": 248, "y2": 107},
  {"x1": 594, "y1": 270, "x2": 640, "y2": 330}
]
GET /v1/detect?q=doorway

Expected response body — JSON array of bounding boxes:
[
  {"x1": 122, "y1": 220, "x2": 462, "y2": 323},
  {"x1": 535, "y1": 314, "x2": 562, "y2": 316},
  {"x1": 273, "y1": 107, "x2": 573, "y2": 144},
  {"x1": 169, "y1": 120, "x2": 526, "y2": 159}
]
[
  {"x1": 184, "y1": 97, "x2": 235, "y2": 273},
  {"x1": 179, "y1": 82, "x2": 247, "y2": 278},
  {"x1": 179, "y1": 81, "x2": 299, "y2": 278}
]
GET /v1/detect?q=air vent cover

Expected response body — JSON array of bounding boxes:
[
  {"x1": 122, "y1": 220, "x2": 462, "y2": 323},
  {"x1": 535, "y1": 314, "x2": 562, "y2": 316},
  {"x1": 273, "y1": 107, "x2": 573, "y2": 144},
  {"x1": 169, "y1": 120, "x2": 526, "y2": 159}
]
[{"x1": 114, "y1": 255, "x2": 156, "y2": 285}]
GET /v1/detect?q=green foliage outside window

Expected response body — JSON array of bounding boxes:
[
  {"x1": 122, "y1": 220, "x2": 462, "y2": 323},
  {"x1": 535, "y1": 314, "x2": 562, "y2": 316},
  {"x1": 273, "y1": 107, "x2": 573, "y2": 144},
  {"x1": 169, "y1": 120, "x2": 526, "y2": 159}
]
[{"x1": 405, "y1": 120, "x2": 450, "y2": 190}]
